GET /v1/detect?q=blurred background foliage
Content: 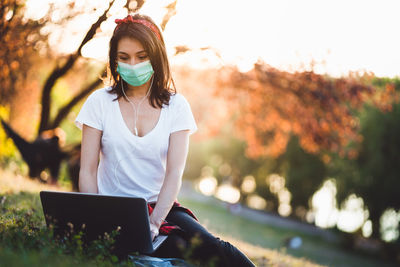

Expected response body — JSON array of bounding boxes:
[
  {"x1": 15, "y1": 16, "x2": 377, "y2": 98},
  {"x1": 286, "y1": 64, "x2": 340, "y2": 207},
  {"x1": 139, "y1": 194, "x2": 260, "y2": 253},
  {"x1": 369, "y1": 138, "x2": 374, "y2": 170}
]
[{"x1": 1, "y1": 0, "x2": 400, "y2": 261}]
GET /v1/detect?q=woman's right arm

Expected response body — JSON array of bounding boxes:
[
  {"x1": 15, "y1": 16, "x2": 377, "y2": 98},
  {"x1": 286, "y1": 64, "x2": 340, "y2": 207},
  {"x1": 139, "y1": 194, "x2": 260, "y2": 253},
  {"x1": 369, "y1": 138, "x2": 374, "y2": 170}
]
[{"x1": 79, "y1": 124, "x2": 102, "y2": 193}]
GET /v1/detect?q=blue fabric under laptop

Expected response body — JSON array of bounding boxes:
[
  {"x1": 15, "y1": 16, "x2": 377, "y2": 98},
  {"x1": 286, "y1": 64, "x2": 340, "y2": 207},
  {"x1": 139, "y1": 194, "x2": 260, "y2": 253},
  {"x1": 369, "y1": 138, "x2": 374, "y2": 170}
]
[{"x1": 128, "y1": 255, "x2": 196, "y2": 267}]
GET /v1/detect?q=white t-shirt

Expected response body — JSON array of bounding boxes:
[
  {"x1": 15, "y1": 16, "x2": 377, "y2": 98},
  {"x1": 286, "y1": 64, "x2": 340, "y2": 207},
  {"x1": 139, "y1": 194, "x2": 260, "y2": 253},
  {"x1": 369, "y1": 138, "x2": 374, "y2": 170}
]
[{"x1": 74, "y1": 87, "x2": 197, "y2": 202}]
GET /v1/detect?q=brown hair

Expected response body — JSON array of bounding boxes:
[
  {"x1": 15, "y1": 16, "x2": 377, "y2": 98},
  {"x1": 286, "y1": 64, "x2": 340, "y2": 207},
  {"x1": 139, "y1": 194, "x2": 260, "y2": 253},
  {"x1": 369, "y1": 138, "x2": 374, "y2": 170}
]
[{"x1": 107, "y1": 14, "x2": 175, "y2": 108}]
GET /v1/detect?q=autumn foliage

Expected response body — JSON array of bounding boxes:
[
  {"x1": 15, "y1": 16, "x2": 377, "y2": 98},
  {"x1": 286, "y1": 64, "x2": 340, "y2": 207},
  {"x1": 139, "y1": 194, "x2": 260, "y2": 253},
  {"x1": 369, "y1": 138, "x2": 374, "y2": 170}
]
[
  {"x1": 217, "y1": 62, "x2": 396, "y2": 159},
  {"x1": 0, "y1": 0, "x2": 47, "y2": 106}
]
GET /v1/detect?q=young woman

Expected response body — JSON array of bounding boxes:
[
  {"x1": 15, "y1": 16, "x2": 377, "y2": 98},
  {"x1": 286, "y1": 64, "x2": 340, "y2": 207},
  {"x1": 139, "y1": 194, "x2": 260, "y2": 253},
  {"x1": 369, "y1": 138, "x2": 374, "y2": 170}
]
[{"x1": 75, "y1": 14, "x2": 255, "y2": 267}]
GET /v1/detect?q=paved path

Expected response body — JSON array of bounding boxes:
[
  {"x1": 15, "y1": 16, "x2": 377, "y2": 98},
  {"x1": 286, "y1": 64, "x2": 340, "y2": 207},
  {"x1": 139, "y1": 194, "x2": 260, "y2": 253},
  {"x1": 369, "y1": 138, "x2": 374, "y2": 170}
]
[{"x1": 178, "y1": 181, "x2": 339, "y2": 243}]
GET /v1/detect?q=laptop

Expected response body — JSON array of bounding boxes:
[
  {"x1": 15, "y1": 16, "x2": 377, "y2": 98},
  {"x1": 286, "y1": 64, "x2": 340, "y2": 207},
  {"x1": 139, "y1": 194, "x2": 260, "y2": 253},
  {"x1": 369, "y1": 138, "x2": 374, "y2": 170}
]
[{"x1": 39, "y1": 191, "x2": 168, "y2": 255}]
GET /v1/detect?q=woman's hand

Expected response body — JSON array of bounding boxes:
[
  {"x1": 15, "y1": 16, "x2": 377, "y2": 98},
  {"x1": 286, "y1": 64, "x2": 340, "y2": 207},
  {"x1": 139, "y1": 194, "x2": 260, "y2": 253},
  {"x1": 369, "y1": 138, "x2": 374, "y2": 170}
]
[{"x1": 149, "y1": 221, "x2": 159, "y2": 241}]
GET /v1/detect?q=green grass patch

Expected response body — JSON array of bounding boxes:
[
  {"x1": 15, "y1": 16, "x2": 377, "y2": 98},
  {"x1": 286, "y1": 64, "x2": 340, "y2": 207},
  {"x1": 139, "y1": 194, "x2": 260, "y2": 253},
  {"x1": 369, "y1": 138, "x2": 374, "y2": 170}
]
[{"x1": 0, "y1": 192, "x2": 134, "y2": 267}]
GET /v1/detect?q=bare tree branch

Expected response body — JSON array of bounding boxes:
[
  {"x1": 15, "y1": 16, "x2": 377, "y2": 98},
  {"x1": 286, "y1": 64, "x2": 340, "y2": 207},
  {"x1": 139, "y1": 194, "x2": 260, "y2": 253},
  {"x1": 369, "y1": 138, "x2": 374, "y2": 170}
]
[
  {"x1": 134, "y1": 0, "x2": 146, "y2": 12},
  {"x1": 38, "y1": 0, "x2": 116, "y2": 134},
  {"x1": 160, "y1": 0, "x2": 177, "y2": 30},
  {"x1": 49, "y1": 70, "x2": 106, "y2": 129}
]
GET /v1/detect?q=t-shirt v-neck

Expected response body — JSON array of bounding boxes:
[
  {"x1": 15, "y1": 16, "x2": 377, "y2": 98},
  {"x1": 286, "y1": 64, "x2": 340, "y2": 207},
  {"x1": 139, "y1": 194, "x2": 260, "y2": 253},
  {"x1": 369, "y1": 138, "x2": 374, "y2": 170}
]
[{"x1": 116, "y1": 98, "x2": 164, "y2": 139}]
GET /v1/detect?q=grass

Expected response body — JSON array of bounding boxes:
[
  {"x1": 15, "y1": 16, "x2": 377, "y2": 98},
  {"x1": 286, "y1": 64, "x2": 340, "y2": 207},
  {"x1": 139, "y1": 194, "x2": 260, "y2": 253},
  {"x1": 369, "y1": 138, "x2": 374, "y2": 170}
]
[{"x1": 0, "y1": 167, "x2": 397, "y2": 266}]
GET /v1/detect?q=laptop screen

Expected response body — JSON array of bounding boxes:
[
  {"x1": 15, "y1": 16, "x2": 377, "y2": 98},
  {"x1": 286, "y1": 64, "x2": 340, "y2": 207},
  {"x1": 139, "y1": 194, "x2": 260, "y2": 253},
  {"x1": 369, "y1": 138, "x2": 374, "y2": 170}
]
[{"x1": 40, "y1": 191, "x2": 155, "y2": 254}]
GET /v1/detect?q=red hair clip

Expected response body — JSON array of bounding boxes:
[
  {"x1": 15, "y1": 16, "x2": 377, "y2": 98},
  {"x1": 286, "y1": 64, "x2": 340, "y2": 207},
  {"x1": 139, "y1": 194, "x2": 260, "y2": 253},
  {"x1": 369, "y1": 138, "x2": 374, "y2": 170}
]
[{"x1": 115, "y1": 15, "x2": 161, "y2": 41}]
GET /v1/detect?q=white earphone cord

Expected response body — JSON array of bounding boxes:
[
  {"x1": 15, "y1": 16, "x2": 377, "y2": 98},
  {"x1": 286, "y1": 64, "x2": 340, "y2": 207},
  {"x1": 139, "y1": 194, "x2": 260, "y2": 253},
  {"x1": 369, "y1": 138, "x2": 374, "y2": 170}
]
[{"x1": 121, "y1": 78, "x2": 153, "y2": 136}]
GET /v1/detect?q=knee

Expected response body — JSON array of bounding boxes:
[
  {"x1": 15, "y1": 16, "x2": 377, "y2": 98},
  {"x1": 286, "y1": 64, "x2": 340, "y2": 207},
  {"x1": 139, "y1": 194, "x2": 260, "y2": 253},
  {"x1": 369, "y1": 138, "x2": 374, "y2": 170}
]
[
  {"x1": 185, "y1": 233, "x2": 229, "y2": 266},
  {"x1": 214, "y1": 237, "x2": 235, "y2": 252},
  {"x1": 191, "y1": 233, "x2": 231, "y2": 251},
  {"x1": 187, "y1": 231, "x2": 221, "y2": 251},
  {"x1": 215, "y1": 238, "x2": 256, "y2": 267},
  {"x1": 195, "y1": 236, "x2": 255, "y2": 267}
]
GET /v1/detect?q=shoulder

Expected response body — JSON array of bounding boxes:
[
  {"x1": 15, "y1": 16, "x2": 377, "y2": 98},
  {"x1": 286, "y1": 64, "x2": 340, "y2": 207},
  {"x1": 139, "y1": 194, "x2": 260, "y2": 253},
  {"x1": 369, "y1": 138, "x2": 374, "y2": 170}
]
[
  {"x1": 86, "y1": 86, "x2": 115, "y2": 105},
  {"x1": 89, "y1": 86, "x2": 114, "y2": 100},
  {"x1": 168, "y1": 93, "x2": 190, "y2": 108},
  {"x1": 82, "y1": 87, "x2": 115, "y2": 114}
]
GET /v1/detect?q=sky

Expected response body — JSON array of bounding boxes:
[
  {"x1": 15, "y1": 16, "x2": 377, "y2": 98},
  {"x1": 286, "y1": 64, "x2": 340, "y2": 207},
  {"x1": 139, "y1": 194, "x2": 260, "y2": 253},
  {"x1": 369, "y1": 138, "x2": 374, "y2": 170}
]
[{"x1": 25, "y1": 0, "x2": 400, "y2": 77}]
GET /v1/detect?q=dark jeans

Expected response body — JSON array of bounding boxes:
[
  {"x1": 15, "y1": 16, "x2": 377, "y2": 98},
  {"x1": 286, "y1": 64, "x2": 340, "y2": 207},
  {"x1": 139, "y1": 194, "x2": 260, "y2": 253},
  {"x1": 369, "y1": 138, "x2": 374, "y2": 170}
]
[{"x1": 149, "y1": 209, "x2": 256, "y2": 267}]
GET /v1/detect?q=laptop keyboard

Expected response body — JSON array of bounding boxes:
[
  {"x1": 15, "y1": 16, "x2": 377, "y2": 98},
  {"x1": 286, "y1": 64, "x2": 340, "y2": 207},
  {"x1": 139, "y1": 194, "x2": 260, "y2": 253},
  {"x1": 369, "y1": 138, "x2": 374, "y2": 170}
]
[{"x1": 152, "y1": 235, "x2": 168, "y2": 250}]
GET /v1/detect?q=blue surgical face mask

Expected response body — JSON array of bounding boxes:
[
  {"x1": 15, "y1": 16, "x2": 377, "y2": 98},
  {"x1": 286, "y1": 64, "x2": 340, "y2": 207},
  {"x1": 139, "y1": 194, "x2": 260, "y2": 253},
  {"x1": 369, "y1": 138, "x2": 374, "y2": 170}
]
[{"x1": 117, "y1": 60, "x2": 154, "y2": 86}]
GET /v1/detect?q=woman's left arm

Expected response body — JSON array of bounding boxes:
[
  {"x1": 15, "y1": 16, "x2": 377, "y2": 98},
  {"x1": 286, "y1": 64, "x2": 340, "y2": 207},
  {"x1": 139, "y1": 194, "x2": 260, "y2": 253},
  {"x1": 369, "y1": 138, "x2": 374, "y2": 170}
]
[{"x1": 149, "y1": 129, "x2": 191, "y2": 239}]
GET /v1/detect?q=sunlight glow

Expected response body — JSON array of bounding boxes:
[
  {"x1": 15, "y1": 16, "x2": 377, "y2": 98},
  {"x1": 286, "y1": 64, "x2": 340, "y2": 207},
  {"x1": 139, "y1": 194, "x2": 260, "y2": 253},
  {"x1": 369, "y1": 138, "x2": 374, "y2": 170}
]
[
  {"x1": 246, "y1": 194, "x2": 267, "y2": 210},
  {"x1": 266, "y1": 174, "x2": 285, "y2": 194},
  {"x1": 278, "y1": 203, "x2": 292, "y2": 217},
  {"x1": 165, "y1": 0, "x2": 400, "y2": 77},
  {"x1": 81, "y1": 36, "x2": 110, "y2": 61},
  {"x1": 5, "y1": 10, "x2": 14, "y2": 21},
  {"x1": 380, "y1": 209, "x2": 400, "y2": 242},
  {"x1": 26, "y1": 0, "x2": 400, "y2": 77},
  {"x1": 241, "y1": 175, "x2": 256, "y2": 194},
  {"x1": 265, "y1": 174, "x2": 292, "y2": 216},
  {"x1": 198, "y1": 176, "x2": 218, "y2": 196},
  {"x1": 215, "y1": 184, "x2": 241, "y2": 204},
  {"x1": 337, "y1": 194, "x2": 367, "y2": 233},
  {"x1": 311, "y1": 179, "x2": 338, "y2": 228},
  {"x1": 24, "y1": 0, "x2": 400, "y2": 77},
  {"x1": 362, "y1": 220, "x2": 373, "y2": 238},
  {"x1": 25, "y1": 0, "x2": 50, "y2": 20},
  {"x1": 277, "y1": 189, "x2": 292, "y2": 217}
]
